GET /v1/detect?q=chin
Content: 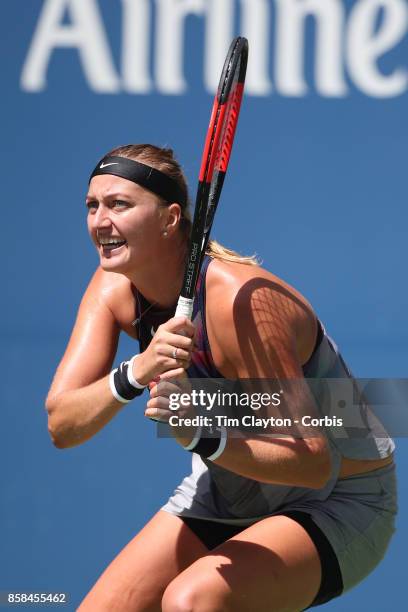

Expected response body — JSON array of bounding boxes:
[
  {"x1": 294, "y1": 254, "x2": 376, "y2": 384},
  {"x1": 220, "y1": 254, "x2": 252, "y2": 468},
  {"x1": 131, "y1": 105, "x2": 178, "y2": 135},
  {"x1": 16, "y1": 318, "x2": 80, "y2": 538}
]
[
  {"x1": 97, "y1": 244, "x2": 129, "y2": 270},
  {"x1": 100, "y1": 260, "x2": 129, "y2": 274},
  {"x1": 99, "y1": 253, "x2": 129, "y2": 274}
]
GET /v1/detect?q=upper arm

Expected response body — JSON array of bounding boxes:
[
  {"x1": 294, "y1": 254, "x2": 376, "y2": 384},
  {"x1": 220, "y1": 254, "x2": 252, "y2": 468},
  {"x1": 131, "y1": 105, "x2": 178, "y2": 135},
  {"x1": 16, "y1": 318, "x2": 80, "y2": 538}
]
[
  {"x1": 207, "y1": 266, "x2": 329, "y2": 457},
  {"x1": 47, "y1": 268, "x2": 123, "y2": 401},
  {"x1": 207, "y1": 269, "x2": 309, "y2": 380}
]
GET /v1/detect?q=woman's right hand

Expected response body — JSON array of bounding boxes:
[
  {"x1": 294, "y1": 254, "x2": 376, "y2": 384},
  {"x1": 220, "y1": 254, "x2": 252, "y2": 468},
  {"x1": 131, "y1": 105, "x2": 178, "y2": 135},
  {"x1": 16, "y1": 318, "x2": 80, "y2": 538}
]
[{"x1": 132, "y1": 316, "x2": 196, "y2": 385}]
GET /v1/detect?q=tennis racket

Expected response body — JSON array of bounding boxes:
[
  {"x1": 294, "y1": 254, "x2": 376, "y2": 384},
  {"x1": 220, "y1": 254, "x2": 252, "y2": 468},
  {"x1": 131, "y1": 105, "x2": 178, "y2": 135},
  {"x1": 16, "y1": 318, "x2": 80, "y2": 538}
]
[{"x1": 175, "y1": 36, "x2": 249, "y2": 320}]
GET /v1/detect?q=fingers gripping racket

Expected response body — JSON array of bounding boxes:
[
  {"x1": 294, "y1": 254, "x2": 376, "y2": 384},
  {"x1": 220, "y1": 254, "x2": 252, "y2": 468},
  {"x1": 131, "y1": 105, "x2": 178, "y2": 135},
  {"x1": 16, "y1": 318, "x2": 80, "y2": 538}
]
[{"x1": 175, "y1": 37, "x2": 249, "y2": 320}]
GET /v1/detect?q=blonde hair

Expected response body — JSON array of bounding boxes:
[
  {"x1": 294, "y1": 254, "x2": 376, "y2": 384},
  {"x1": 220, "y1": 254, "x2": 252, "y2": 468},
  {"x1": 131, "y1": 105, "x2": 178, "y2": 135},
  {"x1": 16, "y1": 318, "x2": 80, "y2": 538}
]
[
  {"x1": 205, "y1": 238, "x2": 259, "y2": 266},
  {"x1": 106, "y1": 144, "x2": 259, "y2": 266}
]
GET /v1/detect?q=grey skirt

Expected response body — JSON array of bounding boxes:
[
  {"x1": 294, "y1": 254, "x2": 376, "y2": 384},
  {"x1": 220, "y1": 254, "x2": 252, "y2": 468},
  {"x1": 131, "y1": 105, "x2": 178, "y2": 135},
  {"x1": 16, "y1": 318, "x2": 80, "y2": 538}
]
[
  {"x1": 163, "y1": 462, "x2": 398, "y2": 594},
  {"x1": 286, "y1": 462, "x2": 398, "y2": 593}
]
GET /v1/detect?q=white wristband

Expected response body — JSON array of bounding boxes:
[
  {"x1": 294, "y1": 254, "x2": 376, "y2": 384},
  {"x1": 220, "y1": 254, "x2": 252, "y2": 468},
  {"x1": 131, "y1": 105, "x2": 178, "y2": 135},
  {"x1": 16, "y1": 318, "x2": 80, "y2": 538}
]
[
  {"x1": 182, "y1": 426, "x2": 202, "y2": 451},
  {"x1": 109, "y1": 369, "x2": 131, "y2": 404},
  {"x1": 207, "y1": 426, "x2": 228, "y2": 461},
  {"x1": 127, "y1": 355, "x2": 147, "y2": 389}
]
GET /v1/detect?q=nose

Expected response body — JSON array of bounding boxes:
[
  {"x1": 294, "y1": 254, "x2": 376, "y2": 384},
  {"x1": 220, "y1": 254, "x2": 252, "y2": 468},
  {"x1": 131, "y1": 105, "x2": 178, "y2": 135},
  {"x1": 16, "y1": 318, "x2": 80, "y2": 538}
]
[
  {"x1": 96, "y1": 215, "x2": 112, "y2": 229},
  {"x1": 89, "y1": 204, "x2": 113, "y2": 230}
]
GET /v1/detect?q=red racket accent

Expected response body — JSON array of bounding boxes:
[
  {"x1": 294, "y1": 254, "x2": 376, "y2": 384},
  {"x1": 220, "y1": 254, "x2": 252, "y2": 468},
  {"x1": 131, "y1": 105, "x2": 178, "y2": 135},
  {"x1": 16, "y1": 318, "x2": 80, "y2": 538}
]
[
  {"x1": 215, "y1": 82, "x2": 245, "y2": 173},
  {"x1": 175, "y1": 37, "x2": 248, "y2": 312},
  {"x1": 203, "y1": 105, "x2": 227, "y2": 183},
  {"x1": 199, "y1": 104, "x2": 229, "y2": 184},
  {"x1": 199, "y1": 99, "x2": 218, "y2": 183}
]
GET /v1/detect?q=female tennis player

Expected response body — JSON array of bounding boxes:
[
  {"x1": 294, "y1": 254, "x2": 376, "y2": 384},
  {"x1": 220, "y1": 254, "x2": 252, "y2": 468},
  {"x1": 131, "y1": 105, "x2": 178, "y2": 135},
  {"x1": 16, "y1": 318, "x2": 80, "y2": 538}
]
[{"x1": 46, "y1": 144, "x2": 397, "y2": 612}]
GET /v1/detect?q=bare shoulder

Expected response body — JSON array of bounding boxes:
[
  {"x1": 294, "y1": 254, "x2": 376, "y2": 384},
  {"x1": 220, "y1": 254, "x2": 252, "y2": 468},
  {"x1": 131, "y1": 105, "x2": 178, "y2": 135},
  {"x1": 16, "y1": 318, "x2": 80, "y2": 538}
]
[
  {"x1": 47, "y1": 268, "x2": 137, "y2": 397},
  {"x1": 205, "y1": 258, "x2": 318, "y2": 374},
  {"x1": 87, "y1": 266, "x2": 131, "y2": 301},
  {"x1": 85, "y1": 267, "x2": 138, "y2": 338},
  {"x1": 205, "y1": 258, "x2": 316, "y2": 324}
]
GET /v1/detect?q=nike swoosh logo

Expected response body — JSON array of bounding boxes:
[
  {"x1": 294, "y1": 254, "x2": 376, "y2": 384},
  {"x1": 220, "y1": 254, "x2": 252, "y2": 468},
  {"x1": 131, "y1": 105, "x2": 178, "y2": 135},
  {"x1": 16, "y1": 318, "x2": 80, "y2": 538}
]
[{"x1": 100, "y1": 162, "x2": 119, "y2": 169}]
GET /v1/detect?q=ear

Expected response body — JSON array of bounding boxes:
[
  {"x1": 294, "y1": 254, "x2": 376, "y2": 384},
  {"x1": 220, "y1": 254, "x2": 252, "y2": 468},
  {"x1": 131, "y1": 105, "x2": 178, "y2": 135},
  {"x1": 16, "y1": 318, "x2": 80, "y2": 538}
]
[{"x1": 162, "y1": 203, "x2": 182, "y2": 236}]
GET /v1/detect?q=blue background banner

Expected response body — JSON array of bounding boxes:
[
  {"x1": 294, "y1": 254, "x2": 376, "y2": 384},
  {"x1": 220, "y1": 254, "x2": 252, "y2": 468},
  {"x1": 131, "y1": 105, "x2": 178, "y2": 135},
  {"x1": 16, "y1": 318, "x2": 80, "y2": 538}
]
[{"x1": 1, "y1": 1, "x2": 407, "y2": 609}]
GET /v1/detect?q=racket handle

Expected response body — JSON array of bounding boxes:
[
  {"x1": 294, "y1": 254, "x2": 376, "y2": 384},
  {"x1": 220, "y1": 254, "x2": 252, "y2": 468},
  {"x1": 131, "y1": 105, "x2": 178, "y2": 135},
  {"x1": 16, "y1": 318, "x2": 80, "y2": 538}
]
[{"x1": 175, "y1": 296, "x2": 194, "y2": 320}]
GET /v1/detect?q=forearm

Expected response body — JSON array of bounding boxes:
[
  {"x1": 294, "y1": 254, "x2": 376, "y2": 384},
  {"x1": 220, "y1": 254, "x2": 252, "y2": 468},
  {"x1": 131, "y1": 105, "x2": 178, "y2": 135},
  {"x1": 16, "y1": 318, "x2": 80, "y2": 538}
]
[
  {"x1": 173, "y1": 425, "x2": 331, "y2": 489},
  {"x1": 212, "y1": 433, "x2": 331, "y2": 488},
  {"x1": 149, "y1": 374, "x2": 332, "y2": 488},
  {"x1": 46, "y1": 376, "x2": 127, "y2": 448}
]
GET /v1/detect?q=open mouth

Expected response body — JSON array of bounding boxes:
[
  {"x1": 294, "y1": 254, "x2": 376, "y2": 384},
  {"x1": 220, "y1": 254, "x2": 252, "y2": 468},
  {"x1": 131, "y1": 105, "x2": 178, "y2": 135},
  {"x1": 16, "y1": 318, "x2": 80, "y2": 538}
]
[{"x1": 98, "y1": 237, "x2": 127, "y2": 253}]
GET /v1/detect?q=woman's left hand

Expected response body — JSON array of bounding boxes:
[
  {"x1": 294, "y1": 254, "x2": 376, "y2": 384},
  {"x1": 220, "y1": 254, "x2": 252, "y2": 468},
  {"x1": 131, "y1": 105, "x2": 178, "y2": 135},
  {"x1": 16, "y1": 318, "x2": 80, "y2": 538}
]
[
  {"x1": 145, "y1": 371, "x2": 191, "y2": 423},
  {"x1": 145, "y1": 372, "x2": 198, "y2": 447}
]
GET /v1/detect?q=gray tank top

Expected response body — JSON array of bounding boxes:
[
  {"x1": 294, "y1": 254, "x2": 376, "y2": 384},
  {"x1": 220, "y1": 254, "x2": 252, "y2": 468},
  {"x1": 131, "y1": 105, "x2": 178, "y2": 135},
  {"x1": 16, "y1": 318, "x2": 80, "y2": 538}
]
[{"x1": 157, "y1": 258, "x2": 395, "y2": 522}]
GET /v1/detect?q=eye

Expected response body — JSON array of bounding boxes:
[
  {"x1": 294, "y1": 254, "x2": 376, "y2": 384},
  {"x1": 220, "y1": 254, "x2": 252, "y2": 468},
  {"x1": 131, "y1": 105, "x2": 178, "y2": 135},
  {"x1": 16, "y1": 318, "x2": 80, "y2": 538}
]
[
  {"x1": 86, "y1": 200, "x2": 98, "y2": 213},
  {"x1": 112, "y1": 200, "x2": 129, "y2": 209}
]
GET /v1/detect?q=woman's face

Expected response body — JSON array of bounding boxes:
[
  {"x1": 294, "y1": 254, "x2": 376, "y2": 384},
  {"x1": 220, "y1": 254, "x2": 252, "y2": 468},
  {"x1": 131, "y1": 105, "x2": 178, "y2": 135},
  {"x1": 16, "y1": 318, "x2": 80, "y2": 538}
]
[{"x1": 86, "y1": 174, "x2": 166, "y2": 274}]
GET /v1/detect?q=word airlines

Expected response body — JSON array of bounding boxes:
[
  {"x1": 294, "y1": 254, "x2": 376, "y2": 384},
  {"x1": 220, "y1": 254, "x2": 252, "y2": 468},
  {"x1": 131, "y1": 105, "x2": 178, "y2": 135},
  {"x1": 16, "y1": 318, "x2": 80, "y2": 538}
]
[{"x1": 21, "y1": 0, "x2": 407, "y2": 98}]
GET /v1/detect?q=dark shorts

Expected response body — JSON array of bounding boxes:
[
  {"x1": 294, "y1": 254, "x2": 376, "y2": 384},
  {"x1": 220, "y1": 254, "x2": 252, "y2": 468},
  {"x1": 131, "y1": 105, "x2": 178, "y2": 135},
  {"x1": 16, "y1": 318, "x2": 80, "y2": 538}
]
[
  {"x1": 166, "y1": 463, "x2": 397, "y2": 607},
  {"x1": 181, "y1": 510, "x2": 342, "y2": 608}
]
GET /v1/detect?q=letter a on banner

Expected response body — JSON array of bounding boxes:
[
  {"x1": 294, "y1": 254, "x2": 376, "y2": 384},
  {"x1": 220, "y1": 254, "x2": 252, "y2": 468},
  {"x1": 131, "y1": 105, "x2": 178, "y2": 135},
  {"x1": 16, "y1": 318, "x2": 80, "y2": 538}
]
[{"x1": 21, "y1": 0, "x2": 119, "y2": 93}]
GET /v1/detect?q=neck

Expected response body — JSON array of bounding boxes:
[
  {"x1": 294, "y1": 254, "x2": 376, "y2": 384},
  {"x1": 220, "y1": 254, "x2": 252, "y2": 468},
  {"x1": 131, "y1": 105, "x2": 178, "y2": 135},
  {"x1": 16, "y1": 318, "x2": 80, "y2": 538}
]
[{"x1": 125, "y1": 240, "x2": 186, "y2": 309}]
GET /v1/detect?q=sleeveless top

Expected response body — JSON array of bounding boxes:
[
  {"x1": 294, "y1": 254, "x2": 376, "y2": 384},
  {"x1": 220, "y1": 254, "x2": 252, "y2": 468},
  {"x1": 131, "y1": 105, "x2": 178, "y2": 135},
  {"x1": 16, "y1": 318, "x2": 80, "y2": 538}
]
[{"x1": 135, "y1": 256, "x2": 395, "y2": 523}]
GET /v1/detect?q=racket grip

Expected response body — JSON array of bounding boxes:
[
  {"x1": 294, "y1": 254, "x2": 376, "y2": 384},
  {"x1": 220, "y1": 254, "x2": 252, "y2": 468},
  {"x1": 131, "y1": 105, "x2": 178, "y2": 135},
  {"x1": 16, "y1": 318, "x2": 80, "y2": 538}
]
[{"x1": 175, "y1": 296, "x2": 194, "y2": 320}]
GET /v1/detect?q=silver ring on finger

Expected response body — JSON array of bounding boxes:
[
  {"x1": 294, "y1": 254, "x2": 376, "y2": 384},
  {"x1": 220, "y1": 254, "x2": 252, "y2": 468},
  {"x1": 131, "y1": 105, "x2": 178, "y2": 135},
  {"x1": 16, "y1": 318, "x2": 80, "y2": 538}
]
[{"x1": 172, "y1": 347, "x2": 178, "y2": 359}]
